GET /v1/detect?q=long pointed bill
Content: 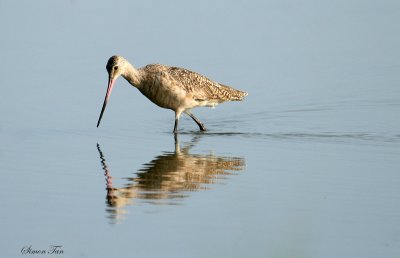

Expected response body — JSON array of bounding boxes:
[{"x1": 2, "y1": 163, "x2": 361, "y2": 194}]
[{"x1": 97, "y1": 76, "x2": 115, "y2": 128}]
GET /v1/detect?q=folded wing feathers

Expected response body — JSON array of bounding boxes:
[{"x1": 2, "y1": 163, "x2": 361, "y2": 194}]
[{"x1": 166, "y1": 66, "x2": 248, "y2": 102}]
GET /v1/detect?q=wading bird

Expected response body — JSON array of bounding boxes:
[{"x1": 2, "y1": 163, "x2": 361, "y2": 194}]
[{"x1": 97, "y1": 56, "x2": 248, "y2": 133}]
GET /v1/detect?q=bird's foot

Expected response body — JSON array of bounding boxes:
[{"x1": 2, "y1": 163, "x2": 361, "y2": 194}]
[{"x1": 199, "y1": 124, "x2": 207, "y2": 131}]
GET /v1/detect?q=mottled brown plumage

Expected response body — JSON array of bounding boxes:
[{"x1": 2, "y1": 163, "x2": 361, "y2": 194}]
[{"x1": 97, "y1": 55, "x2": 248, "y2": 132}]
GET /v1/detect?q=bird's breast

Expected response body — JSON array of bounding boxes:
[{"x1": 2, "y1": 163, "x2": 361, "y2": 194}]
[{"x1": 138, "y1": 74, "x2": 192, "y2": 111}]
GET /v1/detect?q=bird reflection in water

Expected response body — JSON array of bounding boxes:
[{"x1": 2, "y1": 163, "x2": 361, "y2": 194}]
[{"x1": 96, "y1": 135, "x2": 245, "y2": 222}]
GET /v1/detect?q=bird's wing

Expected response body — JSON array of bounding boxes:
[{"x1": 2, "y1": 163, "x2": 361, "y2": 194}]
[{"x1": 165, "y1": 66, "x2": 247, "y2": 101}]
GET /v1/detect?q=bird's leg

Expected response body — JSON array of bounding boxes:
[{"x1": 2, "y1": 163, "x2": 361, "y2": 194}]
[
  {"x1": 173, "y1": 118, "x2": 179, "y2": 133},
  {"x1": 185, "y1": 111, "x2": 207, "y2": 131},
  {"x1": 173, "y1": 111, "x2": 182, "y2": 133}
]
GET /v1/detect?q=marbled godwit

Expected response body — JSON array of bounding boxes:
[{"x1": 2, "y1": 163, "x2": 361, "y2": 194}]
[{"x1": 97, "y1": 55, "x2": 248, "y2": 133}]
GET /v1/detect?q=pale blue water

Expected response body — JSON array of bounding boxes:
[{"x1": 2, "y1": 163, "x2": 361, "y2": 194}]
[{"x1": 1, "y1": 1, "x2": 400, "y2": 257}]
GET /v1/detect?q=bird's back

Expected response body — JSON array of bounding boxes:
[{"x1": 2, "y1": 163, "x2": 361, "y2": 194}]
[{"x1": 141, "y1": 64, "x2": 248, "y2": 104}]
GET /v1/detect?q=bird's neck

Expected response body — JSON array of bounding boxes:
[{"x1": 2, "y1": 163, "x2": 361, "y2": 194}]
[{"x1": 122, "y1": 62, "x2": 141, "y2": 87}]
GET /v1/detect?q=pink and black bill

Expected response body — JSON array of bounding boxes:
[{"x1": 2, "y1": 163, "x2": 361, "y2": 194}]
[{"x1": 97, "y1": 76, "x2": 115, "y2": 127}]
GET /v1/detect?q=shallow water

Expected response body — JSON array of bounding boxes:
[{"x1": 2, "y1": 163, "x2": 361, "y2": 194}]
[{"x1": 1, "y1": 1, "x2": 400, "y2": 257}]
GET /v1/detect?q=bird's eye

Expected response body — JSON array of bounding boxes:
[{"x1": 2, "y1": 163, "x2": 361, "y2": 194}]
[{"x1": 114, "y1": 66, "x2": 118, "y2": 70}]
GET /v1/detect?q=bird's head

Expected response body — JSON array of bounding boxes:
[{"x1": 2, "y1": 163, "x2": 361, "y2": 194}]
[
  {"x1": 106, "y1": 56, "x2": 127, "y2": 80},
  {"x1": 106, "y1": 55, "x2": 128, "y2": 81},
  {"x1": 97, "y1": 55, "x2": 129, "y2": 128}
]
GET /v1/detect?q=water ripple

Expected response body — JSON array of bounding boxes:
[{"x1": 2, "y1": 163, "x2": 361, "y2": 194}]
[{"x1": 179, "y1": 131, "x2": 400, "y2": 145}]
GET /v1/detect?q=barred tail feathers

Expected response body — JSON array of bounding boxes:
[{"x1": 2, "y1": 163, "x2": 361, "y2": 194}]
[{"x1": 218, "y1": 84, "x2": 248, "y2": 101}]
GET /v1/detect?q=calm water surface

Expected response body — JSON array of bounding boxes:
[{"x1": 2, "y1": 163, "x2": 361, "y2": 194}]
[{"x1": 1, "y1": 1, "x2": 400, "y2": 257}]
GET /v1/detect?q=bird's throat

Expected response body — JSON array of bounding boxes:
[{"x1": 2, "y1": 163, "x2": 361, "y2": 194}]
[{"x1": 122, "y1": 63, "x2": 141, "y2": 88}]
